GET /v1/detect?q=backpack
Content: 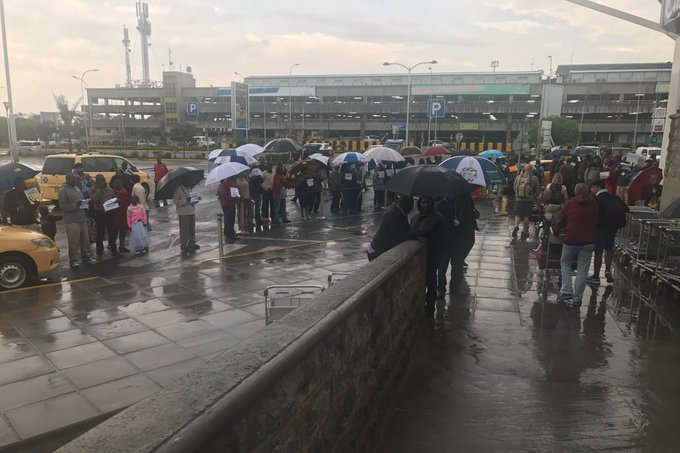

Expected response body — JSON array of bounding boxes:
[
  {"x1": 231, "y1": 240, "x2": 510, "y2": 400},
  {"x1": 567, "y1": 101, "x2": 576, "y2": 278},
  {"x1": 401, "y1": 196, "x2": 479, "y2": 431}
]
[
  {"x1": 547, "y1": 184, "x2": 564, "y2": 205},
  {"x1": 602, "y1": 194, "x2": 628, "y2": 229},
  {"x1": 515, "y1": 174, "x2": 532, "y2": 198}
]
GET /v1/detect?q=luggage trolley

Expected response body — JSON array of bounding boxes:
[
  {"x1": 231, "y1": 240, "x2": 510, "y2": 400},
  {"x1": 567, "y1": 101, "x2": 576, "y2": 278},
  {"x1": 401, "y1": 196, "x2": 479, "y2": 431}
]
[
  {"x1": 632, "y1": 219, "x2": 677, "y2": 278},
  {"x1": 616, "y1": 207, "x2": 659, "y2": 266},
  {"x1": 653, "y1": 223, "x2": 680, "y2": 293},
  {"x1": 264, "y1": 285, "x2": 325, "y2": 325}
]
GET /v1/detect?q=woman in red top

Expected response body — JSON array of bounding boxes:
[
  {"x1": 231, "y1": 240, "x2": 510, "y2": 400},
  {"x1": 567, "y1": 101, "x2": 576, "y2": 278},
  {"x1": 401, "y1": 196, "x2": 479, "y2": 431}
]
[
  {"x1": 153, "y1": 158, "x2": 169, "y2": 207},
  {"x1": 112, "y1": 179, "x2": 132, "y2": 252}
]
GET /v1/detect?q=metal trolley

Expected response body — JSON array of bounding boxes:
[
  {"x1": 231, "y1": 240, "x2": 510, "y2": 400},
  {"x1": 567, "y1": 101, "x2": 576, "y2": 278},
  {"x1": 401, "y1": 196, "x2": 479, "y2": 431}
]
[
  {"x1": 615, "y1": 207, "x2": 659, "y2": 265},
  {"x1": 264, "y1": 285, "x2": 325, "y2": 325},
  {"x1": 652, "y1": 224, "x2": 680, "y2": 293}
]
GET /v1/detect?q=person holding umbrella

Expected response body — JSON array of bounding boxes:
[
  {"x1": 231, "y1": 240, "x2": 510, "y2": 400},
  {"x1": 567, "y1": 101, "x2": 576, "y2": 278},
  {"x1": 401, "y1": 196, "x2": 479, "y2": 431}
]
[
  {"x1": 436, "y1": 191, "x2": 479, "y2": 298},
  {"x1": 410, "y1": 196, "x2": 443, "y2": 317},
  {"x1": 2, "y1": 177, "x2": 37, "y2": 227},
  {"x1": 219, "y1": 176, "x2": 238, "y2": 243},
  {"x1": 174, "y1": 175, "x2": 200, "y2": 255}
]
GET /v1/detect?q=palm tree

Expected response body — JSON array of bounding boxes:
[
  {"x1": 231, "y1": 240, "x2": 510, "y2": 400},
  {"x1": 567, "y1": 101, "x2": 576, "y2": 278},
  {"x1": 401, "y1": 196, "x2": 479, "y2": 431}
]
[{"x1": 53, "y1": 94, "x2": 81, "y2": 150}]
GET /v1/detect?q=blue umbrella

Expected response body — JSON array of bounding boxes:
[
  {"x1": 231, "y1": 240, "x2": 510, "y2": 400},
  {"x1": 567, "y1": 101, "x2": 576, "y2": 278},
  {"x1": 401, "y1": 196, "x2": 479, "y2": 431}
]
[
  {"x1": 332, "y1": 152, "x2": 369, "y2": 165},
  {"x1": 440, "y1": 156, "x2": 507, "y2": 186},
  {"x1": 478, "y1": 150, "x2": 504, "y2": 160},
  {"x1": 0, "y1": 162, "x2": 40, "y2": 190}
]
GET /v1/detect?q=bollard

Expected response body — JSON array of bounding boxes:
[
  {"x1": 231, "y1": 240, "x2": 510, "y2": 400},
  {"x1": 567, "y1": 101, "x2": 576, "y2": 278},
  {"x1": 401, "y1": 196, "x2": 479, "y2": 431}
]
[{"x1": 216, "y1": 213, "x2": 224, "y2": 258}]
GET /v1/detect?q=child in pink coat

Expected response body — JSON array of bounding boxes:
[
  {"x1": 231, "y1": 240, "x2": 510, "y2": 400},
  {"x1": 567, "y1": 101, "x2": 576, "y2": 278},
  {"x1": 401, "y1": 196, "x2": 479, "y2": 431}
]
[{"x1": 127, "y1": 195, "x2": 149, "y2": 254}]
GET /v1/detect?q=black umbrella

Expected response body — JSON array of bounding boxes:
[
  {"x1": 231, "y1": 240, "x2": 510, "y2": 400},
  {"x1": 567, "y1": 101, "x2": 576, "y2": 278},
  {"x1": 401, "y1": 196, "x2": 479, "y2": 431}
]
[
  {"x1": 574, "y1": 146, "x2": 597, "y2": 157},
  {"x1": 385, "y1": 165, "x2": 473, "y2": 199},
  {"x1": 264, "y1": 138, "x2": 302, "y2": 154},
  {"x1": 154, "y1": 167, "x2": 204, "y2": 200}
]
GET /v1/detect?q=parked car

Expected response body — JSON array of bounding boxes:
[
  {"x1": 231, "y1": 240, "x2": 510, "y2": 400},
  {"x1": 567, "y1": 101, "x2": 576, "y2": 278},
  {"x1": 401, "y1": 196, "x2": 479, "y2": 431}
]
[
  {"x1": 37, "y1": 153, "x2": 153, "y2": 202},
  {"x1": 302, "y1": 142, "x2": 333, "y2": 158},
  {"x1": 16, "y1": 140, "x2": 44, "y2": 152},
  {"x1": 364, "y1": 135, "x2": 382, "y2": 143},
  {"x1": 0, "y1": 226, "x2": 60, "y2": 289},
  {"x1": 636, "y1": 146, "x2": 661, "y2": 159},
  {"x1": 193, "y1": 136, "x2": 215, "y2": 147},
  {"x1": 136, "y1": 140, "x2": 158, "y2": 147}
]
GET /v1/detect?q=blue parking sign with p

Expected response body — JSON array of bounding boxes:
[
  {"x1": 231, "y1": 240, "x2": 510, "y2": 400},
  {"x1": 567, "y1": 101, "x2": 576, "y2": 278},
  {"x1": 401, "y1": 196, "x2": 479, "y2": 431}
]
[
  {"x1": 428, "y1": 99, "x2": 445, "y2": 119},
  {"x1": 187, "y1": 102, "x2": 199, "y2": 116}
]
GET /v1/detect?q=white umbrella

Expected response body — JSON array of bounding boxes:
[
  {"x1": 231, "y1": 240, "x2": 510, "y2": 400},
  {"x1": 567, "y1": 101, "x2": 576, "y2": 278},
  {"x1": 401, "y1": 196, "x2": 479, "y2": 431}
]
[
  {"x1": 364, "y1": 146, "x2": 405, "y2": 163},
  {"x1": 447, "y1": 156, "x2": 487, "y2": 187},
  {"x1": 208, "y1": 148, "x2": 227, "y2": 161},
  {"x1": 308, "y1": 153, "x2": 329, "y2": 165},
  {"x1": 332, "y1": 152, "x2": 369, "y2": 166},
  {"x1": 205, "y1": 162, "x2": 250, "y2": 186},
  {"x1": 236, "y1": 144, "x2": 265, "y2": 157},
  {"x1": 214, "y1": 153, "x2": 257, "y2": 165}
]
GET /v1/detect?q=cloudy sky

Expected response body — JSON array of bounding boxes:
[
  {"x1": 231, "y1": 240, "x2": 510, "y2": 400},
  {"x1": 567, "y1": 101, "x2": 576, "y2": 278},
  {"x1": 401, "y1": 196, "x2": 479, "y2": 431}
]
[{"x1": 2, "y1": 0, "x2": 674, "y2": 113}]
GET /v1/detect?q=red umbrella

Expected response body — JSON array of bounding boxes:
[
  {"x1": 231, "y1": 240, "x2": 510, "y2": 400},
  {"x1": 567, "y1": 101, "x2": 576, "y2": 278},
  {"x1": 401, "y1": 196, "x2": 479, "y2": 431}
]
[
  {"x1": 627, "y1": 166, "x2": 662, "y2": 204},
  {"x1": 422, "y1": 146, "x2": 449, "y2": 156}
]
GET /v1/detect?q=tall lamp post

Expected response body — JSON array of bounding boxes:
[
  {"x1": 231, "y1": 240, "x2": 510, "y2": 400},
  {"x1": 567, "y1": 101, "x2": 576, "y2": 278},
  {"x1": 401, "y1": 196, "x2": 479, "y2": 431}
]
[
  {"x1": 0, "y1": 0, "x2": 17, "y2": 162},
  {"x1": 382, "y1": 59, "x2": 437, "y2": 146},
  {"x1": 72, "y1": 68, "x2": 99, "y2": 149},
  {"x1": 289, "y1": 63, "x2": 300, "y2": 137},
  {"x1": 632, "y1": 73, "x2": 644, "y2": 148}
]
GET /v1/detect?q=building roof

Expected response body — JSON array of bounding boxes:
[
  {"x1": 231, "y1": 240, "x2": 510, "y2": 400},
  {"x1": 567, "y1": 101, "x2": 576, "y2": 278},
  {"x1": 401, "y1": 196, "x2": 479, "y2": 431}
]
[{"x1": 557, "y1": 62, "x2": 672, "y2": 74}]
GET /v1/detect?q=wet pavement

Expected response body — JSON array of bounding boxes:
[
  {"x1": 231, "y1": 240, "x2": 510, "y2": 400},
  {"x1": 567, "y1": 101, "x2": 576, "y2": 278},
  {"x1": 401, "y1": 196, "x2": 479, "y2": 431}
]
[
  {"x1": 377, "y1": 216, "x2": 680, "y2": 453},
  {"x1": 0, "y1": 181, "x2": 376, "y2": 448}
]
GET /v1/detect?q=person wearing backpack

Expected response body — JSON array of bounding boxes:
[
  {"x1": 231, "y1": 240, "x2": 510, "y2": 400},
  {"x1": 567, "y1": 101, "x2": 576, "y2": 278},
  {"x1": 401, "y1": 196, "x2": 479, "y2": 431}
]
[
  {"x1": 541, "y1": 173, "x2": 569, "y2": 218},
  {"x1": 586, "y1": 180, "x2": 629, "y2": 285},
  {"x1": 512, "y1": 163, "x2": 541, "y2": 240},
  {"x1": 553, "y1": 183, "x2": 599, "y2": 307}
]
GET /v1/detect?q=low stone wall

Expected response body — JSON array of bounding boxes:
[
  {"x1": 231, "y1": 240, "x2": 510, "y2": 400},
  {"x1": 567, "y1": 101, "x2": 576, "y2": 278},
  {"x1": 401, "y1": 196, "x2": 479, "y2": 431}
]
[{"x1": 57, "y1": 240, "x2": 427, "y2": 453}]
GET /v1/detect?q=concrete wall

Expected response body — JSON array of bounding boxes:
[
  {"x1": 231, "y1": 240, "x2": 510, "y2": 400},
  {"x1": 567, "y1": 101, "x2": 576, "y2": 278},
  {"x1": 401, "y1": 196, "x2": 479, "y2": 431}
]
[
  {"x1": 56, "y1": 240, "x2": 427, "y2": 453},
  {"x1": 662, "y1": 112, "x2": 680, "y2": 209}
]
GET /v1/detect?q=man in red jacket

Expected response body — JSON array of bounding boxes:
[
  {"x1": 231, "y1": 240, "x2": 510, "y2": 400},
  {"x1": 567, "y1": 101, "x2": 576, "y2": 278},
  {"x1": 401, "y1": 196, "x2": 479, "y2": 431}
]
[
  {"x1": 153, "y1": 158, "x2": 169, "y2": 207},
  {"x1": 553, "y1": 183, "x2": 600, "y2": 307}
]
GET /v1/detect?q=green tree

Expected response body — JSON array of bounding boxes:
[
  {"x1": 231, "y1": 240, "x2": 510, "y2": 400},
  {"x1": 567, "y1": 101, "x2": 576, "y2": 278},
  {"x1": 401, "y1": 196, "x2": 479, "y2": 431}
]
[
  {"x1": 169, "y1": 123, "x2": 198, "y2": 157},
  {"x1": 169, "y1": 123, "x2": 198, "y2": 147},
  {"x1": 528, "y1": 116, "x2": 580, "y2": 148},
  {"x1": 53, "y1": 94, "x2": 81, "y2": 149}
]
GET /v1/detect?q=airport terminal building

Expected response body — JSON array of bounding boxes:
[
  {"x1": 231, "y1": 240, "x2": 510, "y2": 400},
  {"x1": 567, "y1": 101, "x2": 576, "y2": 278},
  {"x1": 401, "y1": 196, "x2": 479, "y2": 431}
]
[{"x1": 85, "y1": 62, "x2": 671, "y2": 149}]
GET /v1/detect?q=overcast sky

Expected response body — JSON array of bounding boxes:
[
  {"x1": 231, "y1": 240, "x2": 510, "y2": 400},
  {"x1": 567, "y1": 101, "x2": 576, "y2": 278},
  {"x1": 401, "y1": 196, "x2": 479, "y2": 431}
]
[{"x1": 2, "y1": 0, "x2": 674, "y2": 113}]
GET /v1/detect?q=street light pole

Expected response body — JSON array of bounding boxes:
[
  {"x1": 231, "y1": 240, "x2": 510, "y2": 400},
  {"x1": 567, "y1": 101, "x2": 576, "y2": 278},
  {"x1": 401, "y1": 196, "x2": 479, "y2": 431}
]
[
  {"x1": 0, "y1": 0, "x2": 17, "y2": 162},
  {"x1": 427, "y1": 67, "x2": 433, "y2": 146},
  {"x1": 289, "y1": 63, "x2": 300, "y2": 137},
  {"x1": 632, "y1": 73, "x2": 644, "y2": 148},
  {"x1": 383, "y1": 60, "x2": 437, "y2": 146},
  {"x1": 72, "y1": 68, "x2": 99, "y2": 149}
]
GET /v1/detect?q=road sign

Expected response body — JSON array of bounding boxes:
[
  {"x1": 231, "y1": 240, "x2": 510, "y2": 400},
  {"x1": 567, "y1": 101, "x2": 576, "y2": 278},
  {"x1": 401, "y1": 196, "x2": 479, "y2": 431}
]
[
  {"x1": 455, "y1": 132, "x2": 464, "y2": 143},
  {"x1": 186, "y1": 101, "x2": 199, "y2": 116},
  {"x1": 428, "y1": 99, "x2": 446, "y2": 119}
]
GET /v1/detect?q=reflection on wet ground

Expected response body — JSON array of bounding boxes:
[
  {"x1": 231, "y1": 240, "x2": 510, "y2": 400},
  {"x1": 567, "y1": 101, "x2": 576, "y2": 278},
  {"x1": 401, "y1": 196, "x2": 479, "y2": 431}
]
[
  {"x1": 378, "y1": 216, "x2": 680, "y2": 453},
  {"x1": 0, "y1": 201, "x2": 375, "y2": 447}
]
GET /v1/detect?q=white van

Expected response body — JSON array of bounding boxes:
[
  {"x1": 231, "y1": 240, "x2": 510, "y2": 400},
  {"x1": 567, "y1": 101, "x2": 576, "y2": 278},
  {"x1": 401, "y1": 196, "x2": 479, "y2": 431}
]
[
  {"x1": 16, "y1": 140, "x2": 43, "y2": 151},
  {"x1": 636, "y1": 147, "x2": 661, "y2": 159}
]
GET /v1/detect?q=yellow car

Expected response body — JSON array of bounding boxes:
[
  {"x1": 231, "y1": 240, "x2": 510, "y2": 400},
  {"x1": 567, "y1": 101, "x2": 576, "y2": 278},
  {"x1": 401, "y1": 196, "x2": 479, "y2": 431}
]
[
  {"x1": 37, "y1": 153, "x2": 153, "y2": 202},
  {"x1": 0, "y1": 226, "x2": 60, "y2": 289}
]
